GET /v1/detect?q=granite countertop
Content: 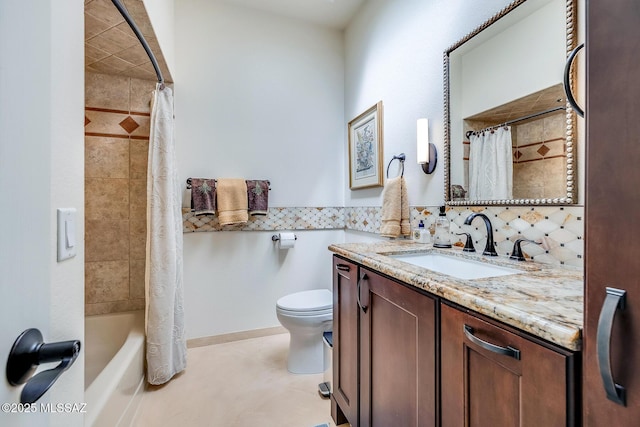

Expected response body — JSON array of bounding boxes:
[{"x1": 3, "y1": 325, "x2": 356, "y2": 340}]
[{"x1": 329, "y1": 241, "x2": 584, "y2": 351}]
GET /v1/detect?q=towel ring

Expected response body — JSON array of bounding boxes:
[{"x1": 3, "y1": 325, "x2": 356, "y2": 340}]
[{"x1": 386, "y1": 153, "x2": 405, "y2": 178}]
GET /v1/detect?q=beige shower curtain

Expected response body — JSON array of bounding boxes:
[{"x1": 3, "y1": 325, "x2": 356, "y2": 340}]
[{"x1": 145, "y1": 84, "x2": 186, "y2": 385}]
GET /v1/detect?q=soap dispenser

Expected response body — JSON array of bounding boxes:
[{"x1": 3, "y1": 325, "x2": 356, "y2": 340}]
[
  {"x1": 413, "y1": 220, "x2": 426, "y2": 242},
  {"x1": 433, "y1": 206, "x2": 452, "y2": 248}
]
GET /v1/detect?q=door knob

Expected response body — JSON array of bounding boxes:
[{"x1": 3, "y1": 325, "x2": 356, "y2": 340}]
[{"x1": 6, "y1": 328, "x2": 81, "y2": 404}]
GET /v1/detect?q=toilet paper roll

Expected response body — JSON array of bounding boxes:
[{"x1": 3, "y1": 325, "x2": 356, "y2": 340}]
[{"x1": 278, "y1": 232, "x2": 296, "y2": 250}]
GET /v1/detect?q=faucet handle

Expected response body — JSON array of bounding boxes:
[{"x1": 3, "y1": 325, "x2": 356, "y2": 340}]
[
  {"x1": 509, "y1": 238, "x2": 541, "y2": 261},
  {"x1": 455, "y1": 232, "x2": 476, "y2": 253}
]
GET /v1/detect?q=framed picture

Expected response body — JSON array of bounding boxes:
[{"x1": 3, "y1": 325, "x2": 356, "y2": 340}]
[{"x1": 348, "y1": 101, "x2": 384, "y2": 190}]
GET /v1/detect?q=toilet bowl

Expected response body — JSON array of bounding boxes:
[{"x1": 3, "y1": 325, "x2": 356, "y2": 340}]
[{"x1": 276, "y1": 289, "x2": 333, "y2": 374}]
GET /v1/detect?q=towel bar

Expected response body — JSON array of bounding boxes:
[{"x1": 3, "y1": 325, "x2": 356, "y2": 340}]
[{"x1": 186, "y1": 178, "x2": 271, "y2": 191}]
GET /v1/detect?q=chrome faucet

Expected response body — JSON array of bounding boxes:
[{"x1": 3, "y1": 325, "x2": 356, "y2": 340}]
[{"x1": 463, "y1": 213, "x2": 498, "y2": 256}]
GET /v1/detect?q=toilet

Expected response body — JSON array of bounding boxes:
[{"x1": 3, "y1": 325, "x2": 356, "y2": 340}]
[{"x1": 276, "y1": 289, "x2": 333, "y2": 374}]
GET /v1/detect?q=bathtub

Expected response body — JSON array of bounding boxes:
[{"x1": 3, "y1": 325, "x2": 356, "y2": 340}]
[{"x1": 85, "y1": 310, "x2": 145, "y2": 427}]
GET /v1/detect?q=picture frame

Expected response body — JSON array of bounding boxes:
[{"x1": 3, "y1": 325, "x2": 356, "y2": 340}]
[{"x1": 348, "y1": 101, "x2": 384, "y2": 190}]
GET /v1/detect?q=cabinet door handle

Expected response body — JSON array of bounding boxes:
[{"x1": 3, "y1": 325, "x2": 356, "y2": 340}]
[
  {"x1": 563, "y1": 43, "x2": 584, "y2": 118},
  {"x1": 597, "y1": 287, "x2": 627, "y2": 406},
  {"x1": 335, "y1": 264, "x2": 351, "y2": 272},
  {"x1": 357, "y1": 273, "x2": 368, "y2": 313},
  {"x1": 463, "y1": 325, "x2": 520, "y2": 360}
]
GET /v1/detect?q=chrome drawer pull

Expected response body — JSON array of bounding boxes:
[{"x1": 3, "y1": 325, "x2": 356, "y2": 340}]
[
  {"x1": 597, "y1": 287, "x2": 627, "y2": 406},
  {"x1": 336, "y1": 264, "x2": 351, "y2": 272},
  {"x1": 463, "y1": 325, "x2": 520, "y2": 360}
]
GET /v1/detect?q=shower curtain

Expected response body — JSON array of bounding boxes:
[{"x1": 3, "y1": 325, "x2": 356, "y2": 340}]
[
  {"x1": 145, "y1": 84, "x2": 186, "y2": 385},
  {"x1": 468, "y1": 126, "x2": 513, "y2": 200}
]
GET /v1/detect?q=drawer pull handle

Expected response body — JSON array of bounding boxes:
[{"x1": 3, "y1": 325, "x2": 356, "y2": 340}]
[
  {"x1": 563, "y1": 43, "x2": 584, "y2": 118},
  {"x1": 463, "y1": 325, "x2": 520, "y2": 360},
  {"x1": 357, "y1": 274, "x2": 368, "y2": 313},
  {"x1": 336, "y1": 264, "x2": 351, "y2": 272},
  {"x1": 596, "y1": 287, "x2": 626, "y2": 406}
]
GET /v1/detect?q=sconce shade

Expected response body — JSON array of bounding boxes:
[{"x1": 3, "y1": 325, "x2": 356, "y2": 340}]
[
  {"x1": 417, "y1": 118, "x2": 429, "y2": 164},
  {"x1": 417, "y1": 118, "x2": 437, "y2": 174}
]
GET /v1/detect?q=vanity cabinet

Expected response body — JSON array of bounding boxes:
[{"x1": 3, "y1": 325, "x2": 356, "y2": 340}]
[
  {"x1": 331, "y1": 257, "x2": 359, "y2": 425},
  {"x1": 332, "y1": 256, "x2": 437, "y2": 426},
  {"x1": 358, "y1": 267, "x2": 437, "y2": 426},
  {"x1": 331, "y1": 255, "x2": 578, "y2": 426},
  {"x1": 440, "y1": 302, "x2": 579, "y2": 427}
]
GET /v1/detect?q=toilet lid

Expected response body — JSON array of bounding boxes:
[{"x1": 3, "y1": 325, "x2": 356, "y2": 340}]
[{"x1": 276, "y1": 289, "x2": 332, "y2": 312}]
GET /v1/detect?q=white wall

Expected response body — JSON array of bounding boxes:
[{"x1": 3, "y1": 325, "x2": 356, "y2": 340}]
[
  {"x1": 345, "y1": 0, "x2": 530, "y2": 208},
  {"x1": 173, "y1": 0, "x2": 585, "y2": 338},
  {"x1": 175, "y1": 0, "x2": 345, "y2": 338},
  {"x1": 0, "y1": 1, "x2": 84, "y2": 426},
  {"x1": 345, "y1": 0, "x2": 585, "y2": 206},
  {"x1": 458, "y1": 0, "x2": 565, "y2": 117},
  {"x1": 49, "y1": 2, "x2": 85, "y2": 425}
]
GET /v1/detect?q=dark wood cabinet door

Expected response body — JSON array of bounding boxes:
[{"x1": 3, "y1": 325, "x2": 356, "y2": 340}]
[
  {"x1": 441, "y1": 303, "x2": 578, "y2": 427},
  {"x1": 584, "y1": 0, "x2": 640, "y2": 424},
  {"x1": 359, "y1": 269, "x2": 437, "y2": 427},
  {"x1": 332, "y1": 256, "x2": 359, "y2": 426}
]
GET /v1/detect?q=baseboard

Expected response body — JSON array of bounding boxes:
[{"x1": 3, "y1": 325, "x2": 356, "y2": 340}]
[{"x1": 187, "y1": 326, "x2": 288, "y2": 348}]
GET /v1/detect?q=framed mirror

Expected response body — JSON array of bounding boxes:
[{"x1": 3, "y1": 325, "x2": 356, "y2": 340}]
[{"x1": 444, "y1": 0, "x2": 578, "y2": 206}]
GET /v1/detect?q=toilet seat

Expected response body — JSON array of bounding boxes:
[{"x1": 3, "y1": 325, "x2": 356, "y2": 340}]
[
  {"x1": 276, "y1": 289, "x2": 332, "y2": 314},
  {"x1": 275, "y1": 289, "x2": 333, "y2": 374}
]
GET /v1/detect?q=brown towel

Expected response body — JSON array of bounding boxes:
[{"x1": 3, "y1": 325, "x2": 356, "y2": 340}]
[
  {"x1": 217, "y1": 178, "x2": 248, "y2": 226},
  {"x1": 246, "y1": 180, "x2": 269, "y2": 216},
  {"x1": 190, "y1": 178, "x2": 216, "y2": 215},
  {"x1": 380, "y1": 176, "x2": 411, "y2": 238}
]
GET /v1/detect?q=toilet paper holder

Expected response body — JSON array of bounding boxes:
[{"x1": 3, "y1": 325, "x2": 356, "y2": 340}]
[{"x1": 271, "y1": 234, "x2": 297, "y2": 241}]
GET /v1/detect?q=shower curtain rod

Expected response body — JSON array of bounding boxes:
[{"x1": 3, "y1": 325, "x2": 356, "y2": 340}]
[
  {"x1": 466, "y1": 106, "x2": 566, "y2": 138},
  {"x1": 111, "y1": 0, "x2": 165, "y2": 89}
]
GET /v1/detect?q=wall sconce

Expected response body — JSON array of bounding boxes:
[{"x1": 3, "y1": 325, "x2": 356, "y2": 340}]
[{"x1": 417, "y1": 118, "x2": 437, "y2": 174}]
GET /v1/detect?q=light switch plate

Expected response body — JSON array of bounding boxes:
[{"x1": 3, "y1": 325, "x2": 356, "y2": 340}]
[{"x1": 57, "y1": 208, "x2": 77, "y2": 262}]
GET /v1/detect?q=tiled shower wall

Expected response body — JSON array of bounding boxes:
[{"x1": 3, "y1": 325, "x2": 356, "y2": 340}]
[
  {"x1": 461, "y1": 113, "x2": 567, "y2": 201},
  {"x1": 85, "y1": 72, "x2": 156, "y2": 315},
  {"x1": 512, "y1": 113, "x2": 567, "y2": 199}
]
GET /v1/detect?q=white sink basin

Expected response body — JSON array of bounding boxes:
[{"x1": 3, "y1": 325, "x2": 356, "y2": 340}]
[{"x1": 389, "y1": 253, "x2": 522, "y2": 280}]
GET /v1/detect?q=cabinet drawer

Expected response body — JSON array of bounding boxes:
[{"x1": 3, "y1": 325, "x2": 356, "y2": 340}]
[{"x1": 441, "y1": 303, "x2": 578, "y2": 427}]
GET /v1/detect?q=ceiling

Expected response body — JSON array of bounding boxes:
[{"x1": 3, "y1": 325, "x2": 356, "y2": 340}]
[
  {"x1": 84, "y1": 0, "x2": 172, "y2": 82},
  {"x1": 222, "y1": 0, "x2": 365, "y2": 29},
  {"x1": 85, "y1": 0, "x2": 364, "y2": 81},
  {"x1": 466, "y1": 84, "x2": 566, "y2": 126}
]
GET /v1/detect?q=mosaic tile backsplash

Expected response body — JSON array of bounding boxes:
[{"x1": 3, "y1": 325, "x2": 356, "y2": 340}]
[{"x1": 184, "y1": 204, "x2": 584, "y2": 267}]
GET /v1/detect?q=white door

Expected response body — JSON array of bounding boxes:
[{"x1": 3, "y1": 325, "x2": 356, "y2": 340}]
[{"x1": 0, "y1": 1, "x2": 85, "y2": 426}]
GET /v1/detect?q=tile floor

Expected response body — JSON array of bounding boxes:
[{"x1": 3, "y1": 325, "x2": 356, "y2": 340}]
[{"x1": 132, "y1": 333, "x2": 346, "y2": 427}]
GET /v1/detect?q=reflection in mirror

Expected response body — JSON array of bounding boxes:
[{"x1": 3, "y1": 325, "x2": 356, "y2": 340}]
[{"x1": 445, "y1": 0, "x2": 578, "y2": 206}]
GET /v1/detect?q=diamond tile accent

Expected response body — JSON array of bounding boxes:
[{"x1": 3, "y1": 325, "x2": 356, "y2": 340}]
[
  {"x1": 119, "y1": 116, "x2": 140, "y2": 133},
  {"x1": 549, "y1": 228, "x2": 578, "y2": 244},
  {"x1": 533, "y1": 219, "x2": 560, "y2": 234},
  {"x1": 537, "y1": 144, "x2": 550, "y2": 156}
]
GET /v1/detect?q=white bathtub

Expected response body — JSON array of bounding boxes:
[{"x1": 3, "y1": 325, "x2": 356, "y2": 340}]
[{"x1": 85, "y1": 310, "x2": 145, "y2": 427}]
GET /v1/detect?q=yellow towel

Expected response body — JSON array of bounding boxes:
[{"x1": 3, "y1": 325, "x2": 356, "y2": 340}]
[
  {"x1": 380, "y1": 176, "x2": 410, "y2": 238},
  {"x1": 217, "y1": 178, "x2": 248, "y2": 226}
]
